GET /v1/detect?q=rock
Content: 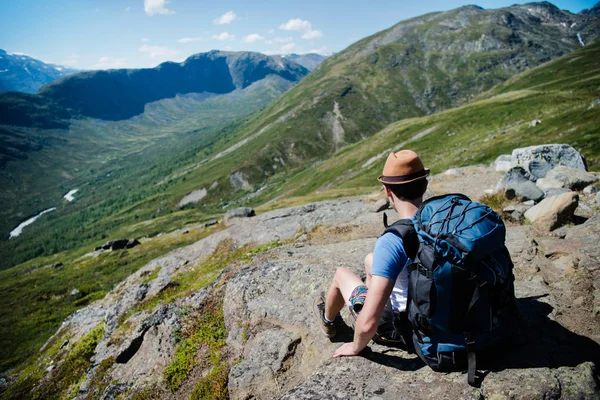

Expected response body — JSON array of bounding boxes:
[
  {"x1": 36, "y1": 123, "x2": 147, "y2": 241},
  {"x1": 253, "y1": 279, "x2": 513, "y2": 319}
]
[
  {"x1": 512, "y1": 144, "x2": 587, "y2": 179},
  {"x1": 109, "y1": 239, "x2": 129, "y2": 251},
  {"x1": 498, "y1": 166, "x2": 536, "y2": 188},
  {"x1": 70, "y1": 288, "x2": 81, "y2": 297},
  {"x1": 536, "y1": 177, "x2": 564, "y2": 191},
  {"x1": 225, "y1": 207, "x2": 256, "y2": 220},
  {"x1": 372, "y1": 199, "x2": 389, "y2": 213},
  {"x1": 51, "y1": 262, "x2": 64, "y2": 269},
  {"x1": 524, "y1": 192, "x2": 579, "y2": 231},
  {"x1": 178, "y1": 188, "x2": 207, "y2": 207},
  {"x1": 444, "y1": 168, "x2": 463, "y2": 176},
  {"x1": 203, "y1": 219, "x2": 218, "y2": 227},
  {"x1": 125, "y1": 239, "x2": 140, "y2": 249},
  {"x1": 494, "y1": 154, "x2": 512, "y2": 172},
  {"x1": 505, "y1": 181, "x2": 544, "y2": 202},
  {"x1": 596, "y1": 192, "x2": 600, "y2": 204},
  {"x1": 528, "y1": 119, "x2": 542, "y2": 127},
  {"x1": 583, "y1": 185, "x2": 599, "y2": 195},
  {"x1": 546, "y1": 166, "x2": 599, "y2": 191},
  {"x1": 60, "y1": 340, "x2": 69, "y2": 349},
  {"x1": 543, "y1": 187, "x2": 571, "y2": 198},
  {"x1": 503, "y1": 204, "x2": 532, "y2": 221}
]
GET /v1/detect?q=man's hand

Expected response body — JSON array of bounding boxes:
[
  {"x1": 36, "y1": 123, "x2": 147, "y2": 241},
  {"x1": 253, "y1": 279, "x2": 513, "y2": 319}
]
[{"x1": 333, "y1": 342, "x2": 362, "y2": 358}]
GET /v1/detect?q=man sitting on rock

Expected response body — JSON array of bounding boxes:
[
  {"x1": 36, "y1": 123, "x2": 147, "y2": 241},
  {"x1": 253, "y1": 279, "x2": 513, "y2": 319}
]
[{"x1": 313, "y1": 149, "x2": 429, "y2": 357}]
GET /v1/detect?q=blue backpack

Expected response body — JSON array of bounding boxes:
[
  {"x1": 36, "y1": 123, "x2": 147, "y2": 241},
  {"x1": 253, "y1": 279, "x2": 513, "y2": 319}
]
[{"x1": 383, "y1": 194, "x2": 519, "y2": 386}]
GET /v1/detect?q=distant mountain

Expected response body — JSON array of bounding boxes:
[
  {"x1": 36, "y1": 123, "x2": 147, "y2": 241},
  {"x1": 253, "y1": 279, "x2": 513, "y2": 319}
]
[
  {"x1": 0, "y1": 49, "x2": 78, "y2": 94},
  {"x1": 580, "y1": 1, "x2": 600, "y2": 15},
  {"x1": 278, "y1": 53, "x2": 328, "y2": 70}
]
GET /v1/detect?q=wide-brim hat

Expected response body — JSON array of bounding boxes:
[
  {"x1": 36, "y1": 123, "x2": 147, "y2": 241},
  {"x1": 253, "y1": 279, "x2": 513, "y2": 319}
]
[{"x1": 377, "y1": 150, "x2": 430, "y2": 185}]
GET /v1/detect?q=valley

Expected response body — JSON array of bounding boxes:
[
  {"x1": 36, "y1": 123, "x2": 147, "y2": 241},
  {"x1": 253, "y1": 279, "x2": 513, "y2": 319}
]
[{"x1": 0, "y1": 1, "x2": 599, "y2": 397}]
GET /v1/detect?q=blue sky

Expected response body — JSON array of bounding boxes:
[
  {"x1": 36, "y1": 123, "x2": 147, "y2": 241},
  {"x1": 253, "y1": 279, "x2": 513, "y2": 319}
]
[{"x1": 0, "y1": 0, "x2": 596, "y2": 69}]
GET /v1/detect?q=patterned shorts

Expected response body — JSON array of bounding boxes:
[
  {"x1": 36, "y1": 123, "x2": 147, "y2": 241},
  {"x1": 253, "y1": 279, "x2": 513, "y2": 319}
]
[{"x1": 348, "y1": 285, "x2": 369, "y2": 320}]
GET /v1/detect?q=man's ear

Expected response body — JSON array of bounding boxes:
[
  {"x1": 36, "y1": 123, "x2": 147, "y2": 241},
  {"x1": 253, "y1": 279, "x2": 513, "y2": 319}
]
[{"x1": 384, "y1": 185, "x2": 393, "y2": 199}]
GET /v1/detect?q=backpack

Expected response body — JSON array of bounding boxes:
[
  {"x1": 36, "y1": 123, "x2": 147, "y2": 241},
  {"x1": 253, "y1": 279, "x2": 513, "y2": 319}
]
[{"x1": 383, "y1": 193, "x2": 519, "y2": 386}]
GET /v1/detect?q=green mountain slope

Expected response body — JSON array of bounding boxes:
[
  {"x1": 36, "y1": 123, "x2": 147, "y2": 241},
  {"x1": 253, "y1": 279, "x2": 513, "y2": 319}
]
[{"x1": 0, "y1": 75, "x2": 298, "y2": 254}]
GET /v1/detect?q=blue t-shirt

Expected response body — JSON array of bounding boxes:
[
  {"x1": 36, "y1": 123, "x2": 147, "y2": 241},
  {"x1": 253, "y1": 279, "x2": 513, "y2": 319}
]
[{"x1": 371, "y1": 232, "x2": 410, "y2": 311}]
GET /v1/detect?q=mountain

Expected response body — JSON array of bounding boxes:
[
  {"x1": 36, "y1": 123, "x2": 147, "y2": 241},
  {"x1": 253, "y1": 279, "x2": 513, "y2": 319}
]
[
  {"x1": 142, "y1": 2, "x2": 599, "y2": 205},
  {"x1": 580, "y1": 1, "x2": 600, "y2": 15},
  {"x1": 0, "y1": 52, "x2": 309, "y2": 257},
  {"x1": 0, "y1": 51, "x2": 308, "y2": 124},
  {"x1": 0, "y1": 49, "x2": 78, "y2": 94},
  {"x1": 278, "y1": 53, "x2": 328, "y2": 70}
]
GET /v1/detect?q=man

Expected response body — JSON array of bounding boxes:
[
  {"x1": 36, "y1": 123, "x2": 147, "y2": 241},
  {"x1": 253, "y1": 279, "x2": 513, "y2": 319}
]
[{"x1": 313, "y1": 149, "x2": 429, "y2": 357}]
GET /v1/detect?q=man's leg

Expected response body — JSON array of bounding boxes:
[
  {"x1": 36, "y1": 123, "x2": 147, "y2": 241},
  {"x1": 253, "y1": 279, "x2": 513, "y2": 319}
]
[{"x1": 324, "y1": 267, "x2": 364, "y2": 322}]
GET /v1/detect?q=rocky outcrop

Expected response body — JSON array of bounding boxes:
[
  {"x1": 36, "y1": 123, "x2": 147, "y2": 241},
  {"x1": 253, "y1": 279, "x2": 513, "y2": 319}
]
[
  {"x1": 15, "y1": 165, "x2": 600, "y2": 400},
  {"x1": 545, "y1": 166, "x2": 598, "y2": 191},
  {"x1": 498, "y1": 166, "x2": 544, "y2": 201},
  {"x1": 95, "y1": 238, "x2": 140, "y2": 252}
]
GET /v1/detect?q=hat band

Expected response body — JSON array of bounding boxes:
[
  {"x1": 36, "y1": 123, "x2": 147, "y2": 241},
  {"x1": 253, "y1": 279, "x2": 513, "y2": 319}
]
[{"x1": 379, "y1": 169, "x2": 429, "y2": 183}]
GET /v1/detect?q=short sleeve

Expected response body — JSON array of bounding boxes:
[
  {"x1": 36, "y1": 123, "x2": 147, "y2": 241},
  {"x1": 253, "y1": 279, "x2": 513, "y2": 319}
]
[{"x1": 371, "y1": 232, "x2": 408, "y2": 280}]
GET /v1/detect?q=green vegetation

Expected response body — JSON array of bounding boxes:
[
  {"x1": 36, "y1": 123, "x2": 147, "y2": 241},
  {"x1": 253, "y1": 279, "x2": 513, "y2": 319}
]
[
  {"x1": 164, "y1": 296, "x2": 227, "y2": 392},
  {"x1": 3, "y1": 323, "x2": 105, "y2": 400},
  {"x1": 0, "y1": 224, "x2": 218, "y2": 373}
]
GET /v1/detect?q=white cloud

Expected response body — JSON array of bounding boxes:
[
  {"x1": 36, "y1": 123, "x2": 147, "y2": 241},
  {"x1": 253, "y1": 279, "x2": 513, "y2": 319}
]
[
  {"x1": 177, "y1": 37, "x2": 203, "y2": 43},
  {"x1": 125, "y1": 6, "x2": 131, "y2": 12},
  {"x1": 280, "y1": 18, "x2": 311, "y2": 32},
  {"x1": 302, "y1": 30, "x2": 322, "y2": 39},
  {"x1": 242, "y1": 33, "x2": 264, "y2": 43},
  {"x1": 141, "y1": 37, "x2": 149, "y2": 43},
  {"x1": 212, "y1": 32, "x2": 235, "y2": 41},
  {"x1": 213, "y1": 11, "x2": 237, "y2": 25},
  {"x1": 144, "y1": 0, "x2": 175, "y2": 16},
  {"x1": 279, "y1": 18, "x2": 322, "y2": 40},
  {"x1": 279, "y1": 43, "x2": 296, "y2": 52},
  {"x1": 139, "y1": 44, "x2": 179, "y2": 59},
  {"x1": 92, "y1": 56, "x2": 127, "y2": 70}
]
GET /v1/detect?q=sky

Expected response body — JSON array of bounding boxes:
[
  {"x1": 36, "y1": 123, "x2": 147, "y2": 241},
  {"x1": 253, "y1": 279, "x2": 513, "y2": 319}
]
[{"x1": 0, "y1": 0, "x2": 597, "y2": 70}]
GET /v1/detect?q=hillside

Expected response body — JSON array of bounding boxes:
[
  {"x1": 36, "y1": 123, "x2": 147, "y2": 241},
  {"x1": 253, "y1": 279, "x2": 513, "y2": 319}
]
[
  {"x1": 278, "y1": 53, "x2": 328, "y2": 70},
  {"x1": 141, "y1": 2, "x2": 600, "y2": 207},
  {"x1": 2, "y1": 2, "x2": 599, "y2": 273},
  {"x1": 0, "y1": 49, "x2": 78, "y2": 94}
]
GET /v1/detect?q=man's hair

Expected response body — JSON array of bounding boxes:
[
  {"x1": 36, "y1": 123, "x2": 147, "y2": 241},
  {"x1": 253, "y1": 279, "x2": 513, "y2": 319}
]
[{"x1": 385, "y1": 178, "x2": 428, "y2": 201}]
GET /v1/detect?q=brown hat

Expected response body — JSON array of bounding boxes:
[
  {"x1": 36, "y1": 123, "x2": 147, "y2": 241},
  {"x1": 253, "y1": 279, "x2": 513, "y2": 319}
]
[{"x1": 377, "y1": 150, "x2": 430, "y2": 184}]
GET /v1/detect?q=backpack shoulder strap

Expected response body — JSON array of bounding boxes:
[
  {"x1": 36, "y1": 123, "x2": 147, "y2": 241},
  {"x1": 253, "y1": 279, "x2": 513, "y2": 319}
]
[{"x1": 382, "y1": 218, "x2": 419, "y2": 260}]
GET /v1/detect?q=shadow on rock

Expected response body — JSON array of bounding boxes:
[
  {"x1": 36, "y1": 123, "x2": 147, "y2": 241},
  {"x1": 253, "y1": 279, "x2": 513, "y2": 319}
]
[{"x1": 482, "y1": 295, "x2": 600, "y2": 371}]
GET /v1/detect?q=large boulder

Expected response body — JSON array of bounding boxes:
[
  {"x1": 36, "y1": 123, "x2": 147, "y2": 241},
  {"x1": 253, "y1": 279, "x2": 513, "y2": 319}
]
[
  {"x1": 545, "y1": 166, "x2": 599, "y2": 191},
  {"x1": 498, "y1": 166, "x2": 543, "y2": 201},
  {"x1": 512, "y1": 144, "x2": 587, "y2": 179},
  {"x1": 524, "y1": 191, "x2": 579, "y2": 231}
]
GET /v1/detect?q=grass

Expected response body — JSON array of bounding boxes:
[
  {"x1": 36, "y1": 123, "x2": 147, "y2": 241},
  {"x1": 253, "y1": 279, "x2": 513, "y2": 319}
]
[
  {"x1": 0, "y1": 223, "x2": 219, "y2": 373},
  {"x1": 2, "y1": 323, "x2": 105, "y2": 400}
]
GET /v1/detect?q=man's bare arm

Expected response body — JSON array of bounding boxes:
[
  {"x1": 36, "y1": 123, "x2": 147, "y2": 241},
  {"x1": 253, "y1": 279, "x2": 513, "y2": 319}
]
[{"x1": 333, "y1": 275, "x2": 395, "y2": 357}]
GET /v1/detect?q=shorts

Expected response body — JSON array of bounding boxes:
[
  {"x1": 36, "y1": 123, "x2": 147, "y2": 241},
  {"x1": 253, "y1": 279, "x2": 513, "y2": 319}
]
[{"x1": 348, "y1": 284, "x2": 414, "y2": 349}]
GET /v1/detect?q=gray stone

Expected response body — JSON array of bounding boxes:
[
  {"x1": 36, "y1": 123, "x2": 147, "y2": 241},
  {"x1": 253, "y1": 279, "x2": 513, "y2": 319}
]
[
  {"x1": 51, "y1": 262, "x2": 64, "y2": 269},
  {"x1": 70, "y1": 288, "x2": 81, "y2": 297},
  {"x1": 503, "y1": 204, "x2": 532, "y2": 221},
  {"x1": 494, "y1": 154, "x2": 512, "y2": 172},
  {"x1": 512, "y1": 144, "x2": 587, "y2": 179},
  {"x1": 125, "y1": 239, "x2": 140, "y2": 249},
  {"x1": 524, "y1": 191, "x2": 579, "y2": 231},
  {"x1": 596, "y1": 192, "x2": 600, "y2": 204},
  {"x1": 546, "y1": 166, "x2": 599, "y2": 191},
  {"x1": 528, "y1": 119, "x2": 542, "y2": 127},
  {"x1": 225, "y1": 207, "x2": 256, "y2": 220},
  {"x1": 535, "y1": 177, "x2": 564, "y2": 191},
  {"x1": 203, "y1": 219, "x2": 218, "y2": 227},
  {"x1": 504, "y1": 181, "x2": 544, "y2": 202},
  {"x1": 444, "y1": 168, "x2": 463, "y2": 176},
  {"x1": 543, "y1": 187, "x2": 571, "y2": 198},
  {"x1": 372, "y1": 199, "x2": 389, "y2": 213}
]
